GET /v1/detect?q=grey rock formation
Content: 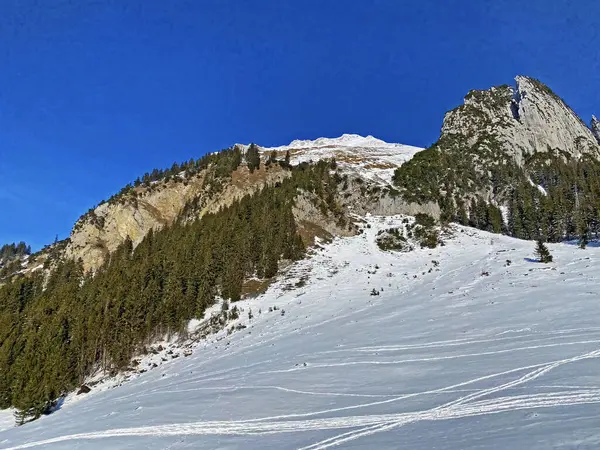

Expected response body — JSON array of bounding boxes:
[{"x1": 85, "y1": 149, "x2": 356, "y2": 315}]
[
  {"x1": 442, "y1": 76, "x2": 600, "y2": 165},
  {"x1": 65, "y1": 165, "x2": 290, "y2": 272},
  {"x1": 591, "y1": 115, "x2": 600, "y2": 143}
]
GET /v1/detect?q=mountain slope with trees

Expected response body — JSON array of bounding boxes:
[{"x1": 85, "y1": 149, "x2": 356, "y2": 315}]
[
  {"x1": 2, "y1": 74, "x2": 598, "y2": 424},
  {"x1": 393, "y1": 76, "x2": 600, "y2": 242},
  {"x1": 0, "y1": 158, "x2": 347, "y2": 420}
]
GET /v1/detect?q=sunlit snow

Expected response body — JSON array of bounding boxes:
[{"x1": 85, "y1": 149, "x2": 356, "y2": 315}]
[
  {"x1": 2, "y1": 216, "x2": 600, "y2": 449},
  {"x1": 260, "y1": 134, "x2": 423, "y2": 185}
]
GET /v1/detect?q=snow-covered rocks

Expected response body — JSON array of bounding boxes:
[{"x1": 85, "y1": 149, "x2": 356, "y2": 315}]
[{"x1": 259, "y1": 134, "x2": 423, "y2": 185}]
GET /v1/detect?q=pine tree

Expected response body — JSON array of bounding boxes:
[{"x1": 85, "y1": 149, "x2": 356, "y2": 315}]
[
  {"x1": 579, "y1": 232, "x2": 588, "y2": 249},
  {"x1": 246, "y1": 143, "x2": 261, "y2": 173},
  {"x1": 534, "y1": 240, "x2": 553, "y2": 263}
]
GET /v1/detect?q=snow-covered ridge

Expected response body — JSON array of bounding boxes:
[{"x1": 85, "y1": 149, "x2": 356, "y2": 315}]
[
  {"x1": 255, "y1": 134, "x2": 423, "y2": 185},
  {"x1": 270, "y1": 134, "x2": 405, "y2": 150}
]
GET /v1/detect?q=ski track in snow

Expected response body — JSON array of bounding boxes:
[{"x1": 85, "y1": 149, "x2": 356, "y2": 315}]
[
  {"x1": 5, "y1": 346, "x2": 600, "y2": 449},
  {"x1": 3, "y1": 216, "x2": 600, "y2": 449}
]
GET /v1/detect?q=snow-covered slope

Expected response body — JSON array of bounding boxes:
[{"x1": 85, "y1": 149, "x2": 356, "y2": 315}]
[
  {"x1": 2, "y1": 217, "x2": 600, "y2": 449},
  {"x1": 261, "y1": 134, "x2": 423, "y2": 185}
]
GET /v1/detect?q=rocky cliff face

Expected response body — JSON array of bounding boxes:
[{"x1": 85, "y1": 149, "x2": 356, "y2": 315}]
[
  {"x1": 442, "y1": 76, "x2": 600, "y2": 165},
  {"x1": 65, "y1": 164, "x2": 291, "y2": 272},
  {"x1": 65, "y1": 175, "x2": 206, "y2": 272},
  {"x1": 592, "y1": 115, "x2": 600, "y2": 143}
]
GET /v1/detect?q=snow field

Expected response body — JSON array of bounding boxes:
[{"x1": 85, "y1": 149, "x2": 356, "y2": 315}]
[{"x1": 2, "y1": 215, "x2": 600, "y2": 449}]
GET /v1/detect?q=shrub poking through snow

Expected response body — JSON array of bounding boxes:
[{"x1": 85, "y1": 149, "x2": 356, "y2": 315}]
[{"x1": 375, "y1": 215, "x2": 442, "y2": 252}]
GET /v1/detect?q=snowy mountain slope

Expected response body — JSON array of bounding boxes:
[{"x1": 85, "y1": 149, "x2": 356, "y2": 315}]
[
  {"x1": 260, "y1": 134, "x2": 423, "y2": 185},
  {"x1": 2, "y1": 217, "x2": 600, "y2": 449}
]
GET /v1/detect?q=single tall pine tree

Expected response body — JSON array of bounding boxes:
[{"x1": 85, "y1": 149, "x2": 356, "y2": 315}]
[
  {"x1": 579, "y1": 232, "x2": 588, "y2": 249},
  {"x1": 246, "y1": 143, "x2": 261, "y2": 173},
  {"x1": 534, "y1": 240, "x2": 553, "y2": 263}
]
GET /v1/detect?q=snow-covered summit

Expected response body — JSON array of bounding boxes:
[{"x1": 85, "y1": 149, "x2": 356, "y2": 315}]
[
  {"x1": 276, "y1": 133, "x2": 397, "y2": 150},
  {"x1": 259, "y1": 134, "x2": 423, "y2": 185}
]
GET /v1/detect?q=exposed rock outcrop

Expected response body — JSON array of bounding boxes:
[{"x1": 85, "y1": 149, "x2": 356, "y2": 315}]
[
  {"x1": 592, "y1": 115, "x2": 600, "y2": 143},
  {"x1": 441, "y1": 76, "x2": 600, "y2": 165},
  {"x1": 65, "y1": 165, "x2": 290, "y2": 272}
]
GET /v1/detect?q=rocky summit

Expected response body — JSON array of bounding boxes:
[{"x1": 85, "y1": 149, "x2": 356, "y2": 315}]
[{"x1": 441, "y1": 76, "x2": 600, "y2": 165}]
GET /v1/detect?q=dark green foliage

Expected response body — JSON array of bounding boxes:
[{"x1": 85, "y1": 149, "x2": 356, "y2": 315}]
[
  {"x1": 413, "y1": 225, "x2": 440, "y2": 249},
  {"x1": 246, "y1": 143, "x2": 261, "y2": 173},
  {"x1": 579, "y1": 233, "x2": 588, "y2": 249},
  {"x1": 414, "y1": 213, "x2": 435, "y2": 228},
  {"x1": 404, "y1": 216, "x2": 441, "y2": 249},
  {"x1": 266, "y1": 150, "x2": 278, "y2": 166},
  {"x1": 393, "y1": 128, "x2": 600, "y2": 243},
  {"x1": 0, "y1": 242, "x2": 32, "y2": 279},
  {"x1": 375, "y1": 228, "x2": 408, "y2": 251},
  {"x1": 534, "y1": 240, "x2": 553, "y2": 263},
  {"x1": 0, "y1": 160, "x2": 341, "y2": 417},
  {"x1": 0, "y1": 242, "x2": 31, "y2": 262}
]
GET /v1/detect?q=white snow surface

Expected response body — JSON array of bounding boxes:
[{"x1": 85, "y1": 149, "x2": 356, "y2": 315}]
[
  {"x1": 259, "y1": 134, "x2": 423, "y2": 185},
  {"x1": 2, "y1": 216, "x2": 600, "y2": 449}
]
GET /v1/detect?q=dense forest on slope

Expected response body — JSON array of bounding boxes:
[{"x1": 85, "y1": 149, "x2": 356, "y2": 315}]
[
  {"x1": 393, "y1": 137, "x2": 600, "y2": 242},
  {"x1": 0, "y1": 157, "x2": 340, "y2": 421}
]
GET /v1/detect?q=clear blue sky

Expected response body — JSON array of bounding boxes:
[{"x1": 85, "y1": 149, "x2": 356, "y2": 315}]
[{"x1": 1, "y1": 0, "x2": 599, "y2": 250}]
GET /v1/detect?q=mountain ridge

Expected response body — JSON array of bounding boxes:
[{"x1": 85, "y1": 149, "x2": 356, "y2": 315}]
[
  {"x1": 1, "y1": 73, "x2": 600, "y2": 426},
  {"x1": 5, "y1": 75, "x2": 599, "y2": 277}
]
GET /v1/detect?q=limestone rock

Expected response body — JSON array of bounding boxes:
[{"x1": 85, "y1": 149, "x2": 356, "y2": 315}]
[
  {"x1": 441, "y1": 76, "x2": 600, "y2": 165},
  {"x1": 65, "y1": 165, "x2": 290, "y2": 272},
  {"x1": 591, "y1": 115, "x2": 600, "y2": 143}
]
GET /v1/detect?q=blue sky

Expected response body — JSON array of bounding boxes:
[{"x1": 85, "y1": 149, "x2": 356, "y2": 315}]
[{"x1": 1, "y1": 0, "x2": 599, "y2": 250}]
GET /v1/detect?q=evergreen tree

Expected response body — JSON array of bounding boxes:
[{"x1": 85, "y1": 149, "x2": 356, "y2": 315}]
[
  {"x1": 246, "y1": 143, "x2": 261, "y2": 173},
  {"x1": 534, "y1": 240, "x2": 553, "y2": 263},
  {"x1": 579, "y1": 232, "x2": 588, "y2": 249}
]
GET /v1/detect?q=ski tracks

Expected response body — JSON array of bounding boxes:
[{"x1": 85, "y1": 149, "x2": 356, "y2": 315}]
[{"x1": 5, "y1": 345, "x2": 600, "y2": 450}]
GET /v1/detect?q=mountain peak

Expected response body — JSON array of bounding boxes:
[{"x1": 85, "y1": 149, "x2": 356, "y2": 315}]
[
  {"x1": 442, "y1": 75, "x2": 600, "y2": 164},
  {"x1": 283, "y1": 134, "x2": 391, "y2": 149},
  {"x1": 259, "y1": 134, "x2": 423, "y2": 186}
]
